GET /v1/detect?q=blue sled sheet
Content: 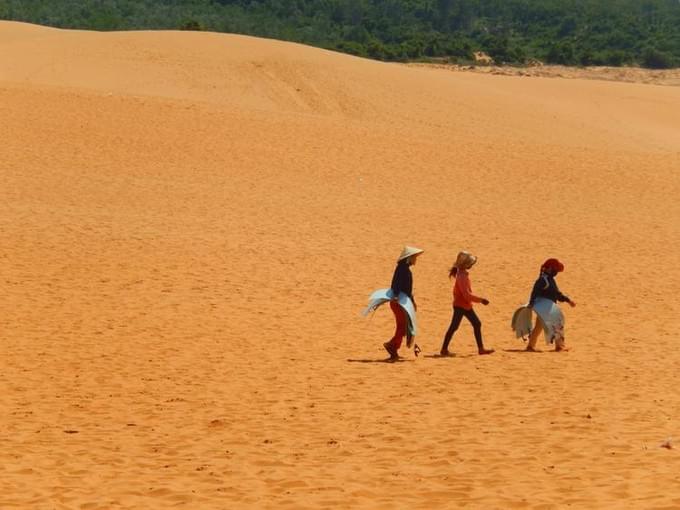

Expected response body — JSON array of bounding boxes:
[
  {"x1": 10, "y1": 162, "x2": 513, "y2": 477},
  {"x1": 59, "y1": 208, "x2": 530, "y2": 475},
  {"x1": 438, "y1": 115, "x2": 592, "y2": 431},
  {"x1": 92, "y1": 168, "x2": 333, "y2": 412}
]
[
  {"x1": 362, "y1": 288, "x2": 417, "y2": 338},
  {"x1": 511, "y1": 298, "x2": 564, "y2": 345}
]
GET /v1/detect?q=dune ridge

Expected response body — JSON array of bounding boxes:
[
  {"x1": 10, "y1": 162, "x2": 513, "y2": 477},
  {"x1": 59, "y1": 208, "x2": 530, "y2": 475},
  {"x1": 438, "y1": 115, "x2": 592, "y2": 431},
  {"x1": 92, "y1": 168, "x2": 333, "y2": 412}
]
[{"x1": 1, "y1": 21, "x2": 679, "y2": 509}]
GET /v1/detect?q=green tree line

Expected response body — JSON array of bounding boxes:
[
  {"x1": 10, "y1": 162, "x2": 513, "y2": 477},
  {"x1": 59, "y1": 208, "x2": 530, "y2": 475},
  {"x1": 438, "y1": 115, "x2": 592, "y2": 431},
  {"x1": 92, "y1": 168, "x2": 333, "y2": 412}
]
[{"x1": 2, "y1": 0, "x2": 679, "y2": 68}]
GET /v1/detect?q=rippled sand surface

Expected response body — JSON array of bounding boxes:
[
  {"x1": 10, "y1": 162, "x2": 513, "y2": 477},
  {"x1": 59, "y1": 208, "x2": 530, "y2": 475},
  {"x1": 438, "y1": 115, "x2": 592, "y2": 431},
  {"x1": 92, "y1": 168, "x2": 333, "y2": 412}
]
[{"x1": 2, "y1": 21, "x2": 679, "y2": 509}]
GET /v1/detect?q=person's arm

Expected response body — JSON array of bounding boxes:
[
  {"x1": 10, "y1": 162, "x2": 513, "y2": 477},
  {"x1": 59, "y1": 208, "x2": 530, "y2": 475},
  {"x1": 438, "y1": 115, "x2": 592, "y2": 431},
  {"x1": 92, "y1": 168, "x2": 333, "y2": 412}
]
[
  {"x1": 555, "y1": 288, "x2": 575, "y2": 306},
  {"x1": 406, "y1": 271, "x2": 416, "y2": 309},
  {"x1": 390, "y1": 264, "x2": 413, "y2": 299},
  {"x1": 458, "y1": 272, "x2": 484, "y2": 304},
  {"x1": 556, "y1": 292, "x2": 570, "y2": 302},
  {"x1": 405, "y1": 268, "x2": 413, "y2": 300},
  {"x1": 558, "y1": 293, "x2": 576, "y2": 307},
  {"x1": 553, "y1": 280, "x2": 575, "y2": 306},
  {"x1": 390, "y1": 265, "x2": 402, "y2": 296},
  {"x1": 469, "y1": 289, "x2": 484, "y2": 304}
]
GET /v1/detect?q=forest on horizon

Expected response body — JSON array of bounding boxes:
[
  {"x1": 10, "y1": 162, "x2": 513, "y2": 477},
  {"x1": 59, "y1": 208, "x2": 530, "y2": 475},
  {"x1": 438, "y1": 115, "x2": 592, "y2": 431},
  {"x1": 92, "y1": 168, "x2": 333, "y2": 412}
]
[{"x1": 2, "y1": 0, "x2": 679, "y2": 68}]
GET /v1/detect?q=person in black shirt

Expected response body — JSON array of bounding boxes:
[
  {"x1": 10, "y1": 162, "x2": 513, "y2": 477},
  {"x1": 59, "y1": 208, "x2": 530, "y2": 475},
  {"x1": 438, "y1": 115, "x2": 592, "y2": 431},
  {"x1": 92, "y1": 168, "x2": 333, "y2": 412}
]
[
  {"x1": 526, "y1": 258, "x2": 576, "y2": 352},
  {"x1": 384, "y1": 246, "x2": 423, "y2": 360}
]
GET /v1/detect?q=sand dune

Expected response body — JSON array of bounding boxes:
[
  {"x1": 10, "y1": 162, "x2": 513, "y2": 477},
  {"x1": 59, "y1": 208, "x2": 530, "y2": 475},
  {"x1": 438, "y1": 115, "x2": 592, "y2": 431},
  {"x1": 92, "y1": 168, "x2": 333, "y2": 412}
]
[
  {"x1": 410, "y1": 62, "x2": 680, "y2": 88},
  {"x1": 1, "y1": 21, "x2": 679, "y2": 509}
]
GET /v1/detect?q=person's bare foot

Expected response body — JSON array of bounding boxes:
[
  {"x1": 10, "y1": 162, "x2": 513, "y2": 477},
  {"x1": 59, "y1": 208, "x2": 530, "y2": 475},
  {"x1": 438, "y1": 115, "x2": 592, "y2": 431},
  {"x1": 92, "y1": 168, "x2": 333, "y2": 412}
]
[
  {"x1": 555, "y1": 345, "x2": 570, "y2": 352},
  {"x1": 478, "y1": 348, "x2": 494, "y2": 355},
  {"x1": 525, "y1": 346, "x2": 537, "y2": 352},
  {"x1": 383, "y1": 342, "x2": 399, "y2": 360},
  {"x1": 440, "y1": 349, "x2": 455, "y2": 357}
]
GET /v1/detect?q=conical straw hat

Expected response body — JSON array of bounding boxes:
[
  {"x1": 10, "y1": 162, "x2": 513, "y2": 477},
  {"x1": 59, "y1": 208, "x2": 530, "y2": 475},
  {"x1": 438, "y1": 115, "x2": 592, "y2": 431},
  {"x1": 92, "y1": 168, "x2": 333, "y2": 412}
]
[
  {"x1": 398, "y1": 246, "x2": 424, "y2": 261},
  {"x1": 455, "y1": 251, "x2": 477, "y2": 269}
]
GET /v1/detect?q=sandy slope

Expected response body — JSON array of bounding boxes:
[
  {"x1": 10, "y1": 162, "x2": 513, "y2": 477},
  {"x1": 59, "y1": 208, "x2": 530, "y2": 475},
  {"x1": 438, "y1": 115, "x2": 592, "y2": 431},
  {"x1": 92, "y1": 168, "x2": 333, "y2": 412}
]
[
  {"x1": 1, "y1": 21, "x2": 679, "y2": 509},
  {"x1": 410, "y1": 62, "x2": 680, "y2": 87}
]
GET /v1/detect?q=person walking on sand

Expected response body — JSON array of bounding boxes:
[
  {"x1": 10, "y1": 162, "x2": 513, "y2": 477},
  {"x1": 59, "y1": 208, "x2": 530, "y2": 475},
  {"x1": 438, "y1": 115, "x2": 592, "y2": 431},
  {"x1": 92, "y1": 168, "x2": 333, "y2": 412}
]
[
  {"x1": 525, "y1": 258, "x2": 576, "y2": 352},
  {"x1": 440, "y1": 251, "x2": 494, "y2": 356},
  {"x1": 383, "y1": 246, "x2": 423, "y2": 360}
]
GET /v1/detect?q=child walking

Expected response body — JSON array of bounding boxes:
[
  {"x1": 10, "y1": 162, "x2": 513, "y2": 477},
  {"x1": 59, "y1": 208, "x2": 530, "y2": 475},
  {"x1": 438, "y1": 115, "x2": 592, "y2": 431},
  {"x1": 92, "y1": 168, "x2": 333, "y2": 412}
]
[{"x1": 440, "y1": 251, "x2": 494, "y2": 356}]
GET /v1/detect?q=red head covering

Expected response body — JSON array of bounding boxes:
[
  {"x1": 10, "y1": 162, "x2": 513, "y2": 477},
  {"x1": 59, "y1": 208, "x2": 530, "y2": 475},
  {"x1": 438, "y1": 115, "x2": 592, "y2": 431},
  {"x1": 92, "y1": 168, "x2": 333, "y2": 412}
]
[{"x1": 542, "y1": 258, "x2": 564, "y2": 273}]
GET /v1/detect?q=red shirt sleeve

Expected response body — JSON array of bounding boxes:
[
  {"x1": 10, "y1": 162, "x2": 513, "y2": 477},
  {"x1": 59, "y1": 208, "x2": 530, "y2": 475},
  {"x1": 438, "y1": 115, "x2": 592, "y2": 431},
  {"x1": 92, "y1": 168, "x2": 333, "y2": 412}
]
[{"x1": 456, "y1": 271, "x2": 482, "y2": 304}]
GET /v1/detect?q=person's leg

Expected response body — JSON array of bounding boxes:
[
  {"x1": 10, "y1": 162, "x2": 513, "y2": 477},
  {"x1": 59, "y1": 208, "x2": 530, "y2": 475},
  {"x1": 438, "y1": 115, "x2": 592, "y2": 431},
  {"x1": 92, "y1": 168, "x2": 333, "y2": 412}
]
[
  {"x1": 554, "y1": 336, "x2": 569, "y2": 352},
  {"x1": 441, "y1": 307, "x2": 464, "y2": 355},
  {"x1": 384, "y1": 300, "x2": 406, "y2": 359},
  {"x1": 526, "y1": 314, "x2": 543, "y2": 351},
  {"x1": 463, "y1": 308, "x2": 494, "y2": 355}
]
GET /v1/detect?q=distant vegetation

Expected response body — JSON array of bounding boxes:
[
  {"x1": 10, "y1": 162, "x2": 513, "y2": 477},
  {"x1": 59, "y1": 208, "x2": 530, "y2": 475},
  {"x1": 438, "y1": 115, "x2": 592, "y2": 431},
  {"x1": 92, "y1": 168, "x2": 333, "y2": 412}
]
[{"x1": 2, "y1": 0, "x2": 679, "y2": 68}]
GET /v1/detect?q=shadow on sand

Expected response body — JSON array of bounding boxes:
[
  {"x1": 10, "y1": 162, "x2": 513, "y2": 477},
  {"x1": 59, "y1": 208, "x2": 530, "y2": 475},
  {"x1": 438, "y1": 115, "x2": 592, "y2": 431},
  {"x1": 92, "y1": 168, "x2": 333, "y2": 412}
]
[
  {"x1": 422, "y1": 353, "x2": 477, "y2": 359},
  {"x1": 347, "y1": 357, "x2": 414, "y2": 363}
]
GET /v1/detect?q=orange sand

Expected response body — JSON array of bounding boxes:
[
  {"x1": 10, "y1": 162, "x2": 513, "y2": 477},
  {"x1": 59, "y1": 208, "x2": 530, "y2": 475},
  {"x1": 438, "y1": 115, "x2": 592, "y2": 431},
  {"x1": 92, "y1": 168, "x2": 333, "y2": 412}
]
[{"x1": 1, "y1": 21, "x2": 680, "y2": 509}]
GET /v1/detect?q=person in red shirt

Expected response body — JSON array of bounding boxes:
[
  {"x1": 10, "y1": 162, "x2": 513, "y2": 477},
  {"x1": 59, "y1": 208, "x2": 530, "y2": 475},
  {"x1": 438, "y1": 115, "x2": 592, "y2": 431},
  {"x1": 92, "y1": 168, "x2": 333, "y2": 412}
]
[{"x1": 440, "y1": 251, "x2": 494, "y2": 356}]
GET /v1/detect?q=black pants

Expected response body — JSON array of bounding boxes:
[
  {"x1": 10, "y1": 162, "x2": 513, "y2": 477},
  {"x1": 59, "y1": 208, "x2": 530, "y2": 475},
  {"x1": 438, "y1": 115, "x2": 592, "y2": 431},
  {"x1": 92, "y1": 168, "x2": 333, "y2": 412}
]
[{"x1": 441, "y1": 306, "x2": 483, "y2": 351}]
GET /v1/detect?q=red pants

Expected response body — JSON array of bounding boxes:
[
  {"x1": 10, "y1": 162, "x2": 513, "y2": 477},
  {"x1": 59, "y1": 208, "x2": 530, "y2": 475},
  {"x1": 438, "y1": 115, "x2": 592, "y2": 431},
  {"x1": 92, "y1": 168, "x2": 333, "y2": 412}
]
[{"x1": 387, "y1": 300, "x2": 407, "y2": 350}]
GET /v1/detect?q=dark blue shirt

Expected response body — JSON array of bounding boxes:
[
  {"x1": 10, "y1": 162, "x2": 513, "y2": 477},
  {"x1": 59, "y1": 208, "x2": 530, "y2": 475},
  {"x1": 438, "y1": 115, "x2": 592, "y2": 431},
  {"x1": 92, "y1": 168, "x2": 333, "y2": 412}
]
[
  {"x1": 390, "y1": 260, "x2": 413, "y2": 300},
  {"x1": 529, "y1": 272, "x2": 570, "y2": 307}
]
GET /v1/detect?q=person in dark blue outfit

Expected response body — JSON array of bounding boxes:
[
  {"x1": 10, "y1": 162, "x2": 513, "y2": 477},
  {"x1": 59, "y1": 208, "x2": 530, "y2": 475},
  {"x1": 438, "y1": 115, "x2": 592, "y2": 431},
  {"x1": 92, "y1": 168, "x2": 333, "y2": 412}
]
[
  {"x1": 526, "y1": 258, "x2": 576, "y2": 351},
  {"x1": 383, "y1": 246, "x2": 423, "y2": 360}
]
